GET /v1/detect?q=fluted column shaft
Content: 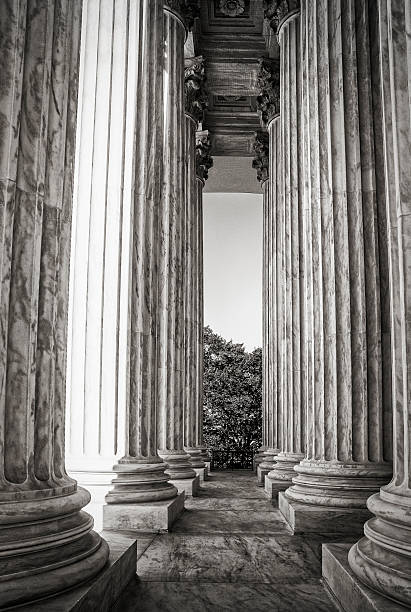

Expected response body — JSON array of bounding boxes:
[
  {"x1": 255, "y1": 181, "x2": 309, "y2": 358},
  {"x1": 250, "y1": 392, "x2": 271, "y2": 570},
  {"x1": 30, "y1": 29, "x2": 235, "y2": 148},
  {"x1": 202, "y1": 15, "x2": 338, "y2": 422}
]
[
  {"x1": 157, "y1": 4, "x2": 195, "y2": 480},
  {"x1": 255, "y1": 59, "x2": 282, "y2": 480},
  {"x1": 268, "y1": 9, "x2": 305, "y2": 485},
  {"x1": 193, "y1": 130, "x2": 212, "y2": 463},
  {"x1": 286, "y1": 0, "x2": 392, "y2": 509},
  {"x1": 348, "y1": 1, "x2": 411, "y2": 606},
  {"x1": 0, "y1": 1, "x2": 108, "y2": 607},
  {"x1": 183, "y1": 113, "x2": 204, "y2": 468}
]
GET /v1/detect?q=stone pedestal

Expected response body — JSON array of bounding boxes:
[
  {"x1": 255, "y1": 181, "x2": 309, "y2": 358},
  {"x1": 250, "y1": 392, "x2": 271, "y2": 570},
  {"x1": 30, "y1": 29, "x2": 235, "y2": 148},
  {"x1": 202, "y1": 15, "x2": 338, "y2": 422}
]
[
  {"x1": 103, "y1": 493, "x2": 185, "y2": 532},
  {"x1": 170, "y1": 475, "x2": 201, "y2": 497},
  {"x1": 194, "y1": 467, "x2": 207, "y2": 483},
  {"x1": 20, "y1": 532, "x2": 137, "y2": 612},
  {"x1": 278, "y1": 0, "x2": 392, "y2": 533},
  {"x1": 323, "y1": 544, "x2": 405, "y2": 612},
  {"x1": 0, "y1": 1, "x2": 112, "y2": 607},
  {"x1": 279, "y1": 492, "x2": 371, "y2": 536},
  {"x1": 264, "y1": 477, "x2": 289, "y2": 500}
]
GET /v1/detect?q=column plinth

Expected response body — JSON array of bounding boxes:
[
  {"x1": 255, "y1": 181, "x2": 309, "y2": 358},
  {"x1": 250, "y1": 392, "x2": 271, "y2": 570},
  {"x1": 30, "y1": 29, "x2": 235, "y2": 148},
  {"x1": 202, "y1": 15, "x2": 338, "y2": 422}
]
[{"x1": 0, "y1": 1, "x2": 109, "y2": 606}]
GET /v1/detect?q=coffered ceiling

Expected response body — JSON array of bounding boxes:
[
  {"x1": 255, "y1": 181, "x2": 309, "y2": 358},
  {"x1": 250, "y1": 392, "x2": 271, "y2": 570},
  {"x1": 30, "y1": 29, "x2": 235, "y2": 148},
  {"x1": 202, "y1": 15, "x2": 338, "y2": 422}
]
[{"x1": 193, "y1": 0, "x2": 271, "y2": 158}]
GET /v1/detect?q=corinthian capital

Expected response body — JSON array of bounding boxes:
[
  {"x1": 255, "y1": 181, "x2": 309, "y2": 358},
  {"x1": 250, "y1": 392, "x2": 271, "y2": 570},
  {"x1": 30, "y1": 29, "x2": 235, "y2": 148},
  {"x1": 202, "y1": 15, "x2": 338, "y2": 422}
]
[
  {"x1": 263, "y1": 0, "x2": 300, "y2": 32},
  {"x1": 164, "y1": 0, "x2": 200, "y2": 31},
  {"x1": 196, "y1": 131, "x2": 213, "y2": 182},
  {"x1": 256, "y1": 58, "x2": 280, "y2": 127},
  {"x1": 185, "y1": 56, "x2": 208, "y2": 123},
  {"x1": 252, "y1": 132, "x2": 269, "y2": 184}
]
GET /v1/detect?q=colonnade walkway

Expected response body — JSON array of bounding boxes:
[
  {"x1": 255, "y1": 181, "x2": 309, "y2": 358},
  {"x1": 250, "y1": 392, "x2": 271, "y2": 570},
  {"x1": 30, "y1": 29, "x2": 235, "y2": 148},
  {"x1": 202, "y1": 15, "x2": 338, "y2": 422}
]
[{"x1": 113, "y1": 471, "x2": 343, "y2": 611}]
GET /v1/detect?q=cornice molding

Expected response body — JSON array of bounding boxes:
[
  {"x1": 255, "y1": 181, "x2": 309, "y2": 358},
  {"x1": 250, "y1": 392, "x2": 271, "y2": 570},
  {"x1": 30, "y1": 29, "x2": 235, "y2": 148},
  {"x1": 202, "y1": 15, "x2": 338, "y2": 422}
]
[
  {"x1": 263, "y1": 0, "x2": 300, "y2": 33},
  {"x1": 256, "y1": 58, "x2": 280, "y2": 127},
  {"x1": 185, "y1": 56, "x2": 208, "y2": 123},
  {"x1": 252, "y1": 131, "x2": 269, "y2": 184},
  {"x1": 196, "y1": 131, "x2": 213, "y2": 182}
]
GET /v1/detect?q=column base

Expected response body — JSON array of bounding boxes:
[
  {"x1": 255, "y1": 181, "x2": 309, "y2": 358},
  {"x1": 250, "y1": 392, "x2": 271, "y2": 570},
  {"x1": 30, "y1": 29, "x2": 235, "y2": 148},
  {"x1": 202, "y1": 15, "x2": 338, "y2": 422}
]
[
  {"x1": 103, "y1": 491, "x2": 185, "y2": 532},
  {"x1": 264, "y1": 476, "x2": 290, "y2": 499},
  {"x1": 20, "y1": 531, "x2": 136, "y2": 611},
  {"x1": 169, "y1": 475, "x2": 200, "y2": 497},
  {"x1": 194, "y1": 467, "x2": 206, "y2": 483},
  {"x1": 257, "y1": 464, "x2": 272, "y2": 486},
  {"x1": 278, "y1": 491, "x2": 371, "y2": 535},
  {"x1": 322, "y1": 543, "x2": 405, "y2": 612}
]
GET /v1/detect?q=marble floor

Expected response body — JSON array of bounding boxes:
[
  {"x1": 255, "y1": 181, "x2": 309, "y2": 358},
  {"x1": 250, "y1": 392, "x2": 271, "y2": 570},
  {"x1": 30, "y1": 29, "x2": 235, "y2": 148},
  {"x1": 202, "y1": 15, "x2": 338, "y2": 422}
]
[{"x1": 112, "y1": 471, "x2": 340, "y2": 611}]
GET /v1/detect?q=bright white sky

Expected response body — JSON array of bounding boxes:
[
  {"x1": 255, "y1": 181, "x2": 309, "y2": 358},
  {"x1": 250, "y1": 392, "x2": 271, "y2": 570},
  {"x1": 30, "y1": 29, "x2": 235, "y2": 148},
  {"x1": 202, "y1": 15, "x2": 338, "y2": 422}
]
[{"x1": 203, "y1": 193, "x2": 263, "y2": 352}]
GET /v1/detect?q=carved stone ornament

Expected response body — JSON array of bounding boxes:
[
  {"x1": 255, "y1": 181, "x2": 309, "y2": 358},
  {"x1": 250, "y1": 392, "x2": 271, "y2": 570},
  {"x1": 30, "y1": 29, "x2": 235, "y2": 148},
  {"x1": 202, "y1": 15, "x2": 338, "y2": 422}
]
[
  {"x1": 185, "y1": 56, "x2": 208, "y2": 123},
  {"x1": 263, "y1": 0, "x2": 300, "y2": 33},
  {"x1": 164, "y1": 0, "x2": 200, "y2": 31},
  {"x1": 256, "y1": 58, "x2": 280, "y2": 127},
  {"x1": 219, "y1": 0, "x2": 246, "y2": 17},
  {"x1": 196, "y1": 131, "x2": 213, "y2": 182},
  {"x1": 252, "y1": 131, "x2": 269, "y2": 184}
]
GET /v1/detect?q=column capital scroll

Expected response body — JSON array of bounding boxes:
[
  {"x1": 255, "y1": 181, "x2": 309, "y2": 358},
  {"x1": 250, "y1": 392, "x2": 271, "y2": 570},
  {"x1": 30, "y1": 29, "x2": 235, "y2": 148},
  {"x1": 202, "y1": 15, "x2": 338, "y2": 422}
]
[
  {"x1": 164, "y1": 0, "x2": 200, "y2": 31},
  {"x1": 252, "y1": 131, "x2": 269, "y2": 184},
  {"x1": 256, "y1": 58, "x2": 280, "y2": 128},
  {"x1": 185, "y1": 56, "x2": 208, "y2": 123},
  {"x1": 263, "y1": 0, "x2": 300, "y2": 33}
]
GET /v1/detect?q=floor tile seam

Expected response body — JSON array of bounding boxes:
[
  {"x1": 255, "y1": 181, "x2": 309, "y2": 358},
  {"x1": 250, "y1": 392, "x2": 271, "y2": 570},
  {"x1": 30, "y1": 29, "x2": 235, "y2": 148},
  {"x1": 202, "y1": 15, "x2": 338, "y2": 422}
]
[
  {"x1": 135, "y1": 579, "x2": 325, "y2": 585},
  {"x1": 169, "y1": 531, "x2": 293, "y2": 536}
]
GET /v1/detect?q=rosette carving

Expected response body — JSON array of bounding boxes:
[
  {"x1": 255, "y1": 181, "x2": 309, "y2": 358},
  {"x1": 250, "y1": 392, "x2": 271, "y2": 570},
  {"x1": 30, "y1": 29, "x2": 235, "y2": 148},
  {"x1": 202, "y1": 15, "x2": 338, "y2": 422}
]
[
  {"x1": 263, "y1": 0, "x2": 300, "y2": 33},
  {"x1": 185, "y1": 56, "x2": 208, "y2": 123},
  {"x1": 252, "y1": 131, "x2": 269, "y2": 184},
  {"x1": 196, "y1": 131, "x2": 213, "y2": 182},
  {"x1": 256, "y1": 58, "x2": 280, "y2": 127}
]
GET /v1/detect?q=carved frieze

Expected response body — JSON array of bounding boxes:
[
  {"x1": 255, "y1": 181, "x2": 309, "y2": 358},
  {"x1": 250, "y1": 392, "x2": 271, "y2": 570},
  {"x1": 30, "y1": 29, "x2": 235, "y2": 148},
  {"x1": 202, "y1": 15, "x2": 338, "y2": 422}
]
[
  {"x1": 185, "y1": 56, "x2": 208, "y2": 123},
  {"x1": 256, "y1": 58, "x2": 280, "y2": 127},
  {"x1": 196, "y1": 131, "x2": 214, "y2": 182},
  {"x1": 164, "y1": 0, "x2": 200, "y2": 31},
  {"x1": 252, "y1": 131, "x2": 269, "y2": 183},
  {"x1": 263, "y1": 0, "x2": 300, "y2": 33}
]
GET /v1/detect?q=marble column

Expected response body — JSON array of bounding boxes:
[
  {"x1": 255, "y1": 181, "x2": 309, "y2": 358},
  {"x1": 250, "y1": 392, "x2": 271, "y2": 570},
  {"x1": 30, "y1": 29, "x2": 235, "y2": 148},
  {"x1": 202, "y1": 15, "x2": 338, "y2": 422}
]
[
  {"x1": 337, "y1": 1, "x2": 411, "y2": 607},
  {"x1": 183, "y1": 57, "x2": 207, "y2": 483},
  {"x1": 157, "y1": 0, "x2": 199, "y2": 498},
  {"x1": 279, "y1": 0, "x2": 393, "y2": 535},
  {"x1": 0, "y1": 1, "x2": 110, "y2": 607},
  {"x1": 194, "y1": 130, "x2": 213, "y2": 472},
  {"x1": 264, "y1": 2, "x2": 306, "y2": 498},
  {"x1": 255, "y1": 59, "x2": 282, "y2": 488},
  {"x1": 98, "y1": 0, "x2": 183, "y2": 532}
]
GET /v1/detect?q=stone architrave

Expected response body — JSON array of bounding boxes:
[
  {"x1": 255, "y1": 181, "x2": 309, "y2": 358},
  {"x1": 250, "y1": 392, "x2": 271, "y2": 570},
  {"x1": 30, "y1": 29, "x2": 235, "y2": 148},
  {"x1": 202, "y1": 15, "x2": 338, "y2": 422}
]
[
  {"x1": 183, "y1": 57, "x2": 208, "y2": 482},
  {"x1": 157, "y1": 0, "x2": 200, "y2": 498},
  {"x1": 278, "y1": 0, "x2": 393, "y2": 535},
  {"x1": 323, "y1": 1, "x2": 411, "y2": 609},
  {"x1": 263, "y1": 1, "x2": 306, "y2": 499},
  {"x1": 255, "y1": 59, "x2": 282, "y2": 487},
  {"x1": 195, "y1": 130, "x2": 213, "y2": 473},
  {"x1": 0, "y1": 1, "x2": 112, "y2": 607}
]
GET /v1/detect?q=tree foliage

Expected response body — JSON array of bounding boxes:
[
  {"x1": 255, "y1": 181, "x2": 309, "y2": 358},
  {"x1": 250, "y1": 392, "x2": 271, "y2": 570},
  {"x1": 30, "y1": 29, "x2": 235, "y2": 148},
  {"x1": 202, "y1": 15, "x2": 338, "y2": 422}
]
[{"x1": 203, "y1": 326, "x2": 262, "y2": 450}]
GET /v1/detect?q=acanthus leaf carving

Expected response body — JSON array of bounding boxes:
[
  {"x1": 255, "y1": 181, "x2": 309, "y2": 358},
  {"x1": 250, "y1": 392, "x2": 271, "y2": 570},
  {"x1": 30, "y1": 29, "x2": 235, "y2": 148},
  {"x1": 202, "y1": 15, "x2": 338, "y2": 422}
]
[
  {"x1": 196, "y1": 131, "x2": 213, "y2": 182},
  {"x1": 256, "y1": 58, "x2": 280, "y2": 127},
  {"x1": 252, "y1": 131, "x2": 269, "y2": 184},
  {"x1": 185, "y1": 56, "x2": 208, "y2": 123},
  {"x1": 263, "y1": 0, "x2": 300, "y2": 33}
]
